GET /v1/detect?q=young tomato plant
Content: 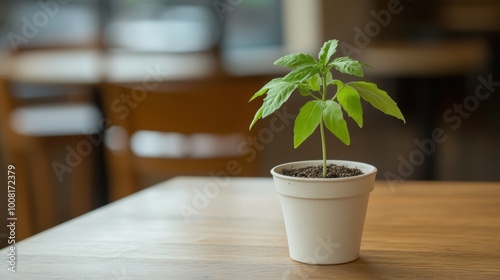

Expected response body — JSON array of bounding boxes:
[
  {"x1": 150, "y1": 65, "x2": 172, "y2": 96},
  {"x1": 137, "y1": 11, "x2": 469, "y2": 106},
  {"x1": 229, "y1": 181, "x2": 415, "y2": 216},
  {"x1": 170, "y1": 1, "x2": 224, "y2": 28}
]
[{"x1": 249, "y1": 39, "x2": 405, "y2": 177}]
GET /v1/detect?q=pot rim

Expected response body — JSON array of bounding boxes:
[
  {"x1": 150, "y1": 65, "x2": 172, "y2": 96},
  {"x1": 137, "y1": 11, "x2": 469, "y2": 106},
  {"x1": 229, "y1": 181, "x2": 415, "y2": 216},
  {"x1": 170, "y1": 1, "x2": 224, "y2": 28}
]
[{"x1": 270, "y1": 159, "x2": 377, "y2": 182}]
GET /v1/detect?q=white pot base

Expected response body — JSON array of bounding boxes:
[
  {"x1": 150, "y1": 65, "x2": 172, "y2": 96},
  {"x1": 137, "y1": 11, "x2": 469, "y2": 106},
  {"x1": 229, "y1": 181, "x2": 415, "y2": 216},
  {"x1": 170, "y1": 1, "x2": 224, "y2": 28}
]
[{"x1": 290, "y1": 255, "x2": 359, "y2": 265}]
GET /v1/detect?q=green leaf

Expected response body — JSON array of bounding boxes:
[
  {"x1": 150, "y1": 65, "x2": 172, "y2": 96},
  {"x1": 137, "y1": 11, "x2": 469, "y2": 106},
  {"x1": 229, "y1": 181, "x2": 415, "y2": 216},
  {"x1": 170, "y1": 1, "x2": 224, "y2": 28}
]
[
  {"x1": 323, "y1": 100, "x2": 350, "y2": 145},
  {"x1": 274, "y1": 53, "x2": 317, "y2": 68},
  {"x1": 249, "y1": 79, "x2": 298, "y2": 129},
  {"x1": 325, "y1": 71, "x2": 333, "y2": 86},
  {"x1": 330, "y1": 79, "x2": 343, "y2": 90},
  {"x1": 307, "y1": 74, "x2": 321, "y2": 91},
  {"x1": 262, "y1": 81, "x2": 297, "y2": 118},
  {"x1": 294, "y1": 100, "x2": 324, "y2": 148},
  {"x1": 283, "y1": 65, "x2": 318, "y2": 83},
  {"x1": 249, "y1": 87, "x2": 268, "y2": 102},
  {"x1": 249, "y1": 78, "x2": 283, "y2": 102},
  {"x1": 329, "y1": 57, "x2": 364, "y2": 77},
  {"x1": 298, "y1": 84, "x2": 311, "y2": 97},
  {"x1": 337, "y1": 85, "x2": 363, "y2": 127},
  {"x1": 347, "y1": 82, "x2": 405, "y2": 123},
  {"x1": 318, "y1": 40, "x2": 338, "y2": 65},
  {"x1": 249, "y1": 106, "x2": 263, "y2": 130}
]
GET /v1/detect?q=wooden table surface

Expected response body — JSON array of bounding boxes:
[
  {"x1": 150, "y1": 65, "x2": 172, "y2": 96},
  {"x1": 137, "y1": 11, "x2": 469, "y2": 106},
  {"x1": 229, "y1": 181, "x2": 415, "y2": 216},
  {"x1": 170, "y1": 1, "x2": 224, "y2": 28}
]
[{"x1": 1, "y1": 177, "x2": 499, "y2": 279}]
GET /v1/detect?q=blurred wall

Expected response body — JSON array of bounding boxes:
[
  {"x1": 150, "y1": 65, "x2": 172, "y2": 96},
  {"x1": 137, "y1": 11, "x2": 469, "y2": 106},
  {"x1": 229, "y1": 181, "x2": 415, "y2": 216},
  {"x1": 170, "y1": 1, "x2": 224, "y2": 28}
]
[{"x1": 257, "y1": 0, "x2": 500, "y2": 182}]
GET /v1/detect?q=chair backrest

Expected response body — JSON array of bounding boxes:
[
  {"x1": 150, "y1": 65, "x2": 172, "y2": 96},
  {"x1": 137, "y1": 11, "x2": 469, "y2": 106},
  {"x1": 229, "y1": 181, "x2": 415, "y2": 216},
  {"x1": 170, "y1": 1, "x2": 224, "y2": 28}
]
[
  {"x1": 101, "y1": 75, "x2": 266, "y2": 200},
  {"x1": 0, "y1": 76, "x2": 102, "y2": 239}
]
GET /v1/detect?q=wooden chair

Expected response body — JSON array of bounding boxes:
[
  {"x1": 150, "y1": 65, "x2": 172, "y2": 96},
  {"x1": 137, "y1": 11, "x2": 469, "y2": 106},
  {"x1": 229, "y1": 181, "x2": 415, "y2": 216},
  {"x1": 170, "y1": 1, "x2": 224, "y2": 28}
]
[
  {"x1": 101, "y1": 76, "x2": 266, "y2": 200},
  {"x1": 0, "y1": 78, "x2": 101, "y2": 239}
]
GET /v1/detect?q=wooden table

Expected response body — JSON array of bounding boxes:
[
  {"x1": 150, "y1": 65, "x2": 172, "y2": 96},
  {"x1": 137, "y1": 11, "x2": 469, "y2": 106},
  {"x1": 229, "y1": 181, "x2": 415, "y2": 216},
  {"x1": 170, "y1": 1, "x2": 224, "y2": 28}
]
[{"x1": 1, "y1": 177, "x2": 499, "y2": 279}]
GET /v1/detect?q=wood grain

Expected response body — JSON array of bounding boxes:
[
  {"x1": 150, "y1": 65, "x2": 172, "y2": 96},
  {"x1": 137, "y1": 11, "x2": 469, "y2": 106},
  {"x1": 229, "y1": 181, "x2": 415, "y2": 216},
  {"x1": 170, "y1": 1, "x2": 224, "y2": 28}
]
[{"x1": 1, "y1": 177, "x2": 499, "y2": 279}]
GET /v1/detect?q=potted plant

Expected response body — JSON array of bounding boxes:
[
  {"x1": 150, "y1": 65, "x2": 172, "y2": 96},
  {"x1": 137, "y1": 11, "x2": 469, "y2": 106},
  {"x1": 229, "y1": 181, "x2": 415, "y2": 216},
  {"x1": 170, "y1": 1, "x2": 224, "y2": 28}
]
[{"x1": 249, "y1": 39, "x2": 405, "y2": 265}]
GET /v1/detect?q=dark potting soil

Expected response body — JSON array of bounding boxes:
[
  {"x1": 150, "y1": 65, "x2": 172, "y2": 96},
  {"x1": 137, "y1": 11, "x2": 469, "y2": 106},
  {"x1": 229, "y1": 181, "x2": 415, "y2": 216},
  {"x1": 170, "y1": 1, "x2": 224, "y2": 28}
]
[{"x1": 280, "y1": 164, "x2": 364, "y2": 179}]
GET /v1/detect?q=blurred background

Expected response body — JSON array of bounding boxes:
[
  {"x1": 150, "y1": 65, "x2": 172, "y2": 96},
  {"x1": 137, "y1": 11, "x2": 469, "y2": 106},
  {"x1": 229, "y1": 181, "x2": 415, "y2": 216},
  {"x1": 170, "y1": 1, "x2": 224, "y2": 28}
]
[{"x1": 0, "y1": 0, "x2": 499, "y2": 244}]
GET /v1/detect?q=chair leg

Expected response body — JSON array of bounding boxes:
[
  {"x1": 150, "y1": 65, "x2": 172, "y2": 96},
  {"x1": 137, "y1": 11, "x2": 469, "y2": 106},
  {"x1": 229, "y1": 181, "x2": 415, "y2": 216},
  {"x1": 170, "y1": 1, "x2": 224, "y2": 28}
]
[
  {"x1": 69, "y1": 142, "x2": 94, "y2": 217},
  {"x1": 29, "y1": 144, "x2": 58, "y2": 232},
  {"x1": 105, "y1": 150, "x2": 137, "y2": 201}
]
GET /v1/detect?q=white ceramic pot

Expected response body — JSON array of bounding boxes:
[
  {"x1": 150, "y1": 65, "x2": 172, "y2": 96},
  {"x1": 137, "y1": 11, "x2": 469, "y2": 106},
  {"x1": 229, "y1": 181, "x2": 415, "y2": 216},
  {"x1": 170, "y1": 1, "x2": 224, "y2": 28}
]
[{"x1": 271, "y1": 160, "x2": 377, "y2": 265}]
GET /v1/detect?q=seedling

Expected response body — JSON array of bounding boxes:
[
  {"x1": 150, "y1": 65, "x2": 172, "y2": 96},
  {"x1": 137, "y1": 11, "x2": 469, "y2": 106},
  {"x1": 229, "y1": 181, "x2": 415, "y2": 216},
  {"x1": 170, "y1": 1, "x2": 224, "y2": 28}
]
[{"x1": 249, "y1": 39, "x2": 405, "y2": 177}]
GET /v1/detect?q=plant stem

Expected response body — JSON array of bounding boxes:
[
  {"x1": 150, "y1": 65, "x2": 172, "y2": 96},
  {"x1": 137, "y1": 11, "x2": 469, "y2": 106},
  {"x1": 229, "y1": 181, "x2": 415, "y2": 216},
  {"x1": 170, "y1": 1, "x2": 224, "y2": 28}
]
[
  {"x1": 321, "y1": 71, "x2": 328, "y2": 177},
  {"x1": 309, "y1": 93, "x2": 322, "y2": 100},
  {"x1": 320, "y1": 118, "x2": 327, "y2": 177}
]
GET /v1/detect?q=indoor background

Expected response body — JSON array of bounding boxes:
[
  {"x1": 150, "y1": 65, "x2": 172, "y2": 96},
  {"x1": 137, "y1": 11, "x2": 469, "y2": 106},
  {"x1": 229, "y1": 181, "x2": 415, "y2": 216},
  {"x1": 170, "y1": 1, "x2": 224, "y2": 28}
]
[{"x1": 0, "y1": 0, "x2": 499, "y2": 243}]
